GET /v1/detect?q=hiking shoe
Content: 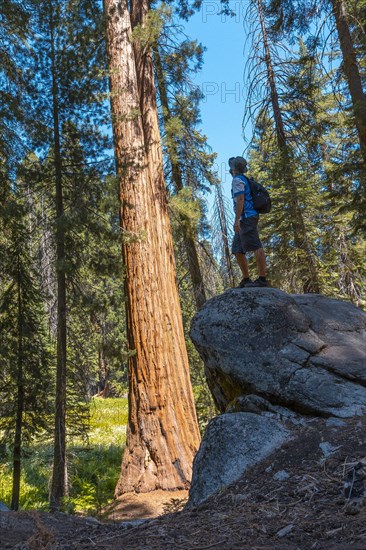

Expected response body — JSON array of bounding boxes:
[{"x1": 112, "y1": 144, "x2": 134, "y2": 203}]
[
  {"x1": 238, "y1": 278, "x2": 252, "y2": 288},
  {"x1": 245, "y1": 278, "x2": 269, "y2": 288}
]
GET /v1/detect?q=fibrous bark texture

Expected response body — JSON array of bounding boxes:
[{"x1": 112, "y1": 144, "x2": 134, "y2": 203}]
[{"x1": 104, "y1": 0, "x2": 200, "y2": 495}]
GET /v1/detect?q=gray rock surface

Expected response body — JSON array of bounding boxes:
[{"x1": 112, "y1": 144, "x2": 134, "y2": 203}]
[
  {"x1": 190, "y1": 289, "x2": 366, "y2": 418},
  {"x1": 187, "y1": 413, "x2": 289, "y2": 508}
]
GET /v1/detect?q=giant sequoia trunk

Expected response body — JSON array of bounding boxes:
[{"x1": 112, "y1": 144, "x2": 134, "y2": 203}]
[
  {"x1": 257, "y1": 0, "x2": 320, "y2": 293},
  {"x1": 153, "y1": 45, "x2": 207, "y2": 310},
  {"x1": 103, "y1": 0, "x2": 200, "y2": 495},
  {"x1": 331, "y1": 0, "x2": 366, "y2": 165}
]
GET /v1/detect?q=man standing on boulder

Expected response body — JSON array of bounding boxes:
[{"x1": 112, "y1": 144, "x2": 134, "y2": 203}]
[{"x1": 230, "y1": 156, "x2": 268, "y2": 287}]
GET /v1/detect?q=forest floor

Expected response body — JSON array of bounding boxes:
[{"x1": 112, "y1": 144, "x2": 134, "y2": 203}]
[{"x1": 1, "y1": 416, "x2": 365, "y2": 550}]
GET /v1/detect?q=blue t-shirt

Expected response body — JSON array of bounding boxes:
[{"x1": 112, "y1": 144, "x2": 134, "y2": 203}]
[{"x1": 231, "y1": 174, "x2": 257, "y2": 219}]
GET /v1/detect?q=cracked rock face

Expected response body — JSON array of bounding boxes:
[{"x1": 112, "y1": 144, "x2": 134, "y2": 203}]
[{"x1": 190, "y1": 289, "x2": 366, "y2": 418}]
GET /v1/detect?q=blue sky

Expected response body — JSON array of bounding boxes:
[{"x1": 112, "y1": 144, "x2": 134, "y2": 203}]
[{"x1": 184, "y1": 1, "x2": 251, "y2": 200}]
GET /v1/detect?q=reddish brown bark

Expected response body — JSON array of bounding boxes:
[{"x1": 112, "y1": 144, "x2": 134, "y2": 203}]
[
  {"x1": 103, "y1": 0, "x2": 200, "y2": 495},
  {"x1": 153, "y1": 45, "x2": 207, "y2": 309}
]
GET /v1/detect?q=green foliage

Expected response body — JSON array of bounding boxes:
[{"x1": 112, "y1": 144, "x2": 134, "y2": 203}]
[
  {"x1": 64, "y1": 445, "x2": 122, "y2": 516},
  {"x1": 86, "y1": 398, "x2": 128, "y2": 445},
  {"x1": 132, "y1": 3, "x2": 173, "y2": 47},
  {"x1": 0, "y1": 450, "x2": 52, "y2": 511},
  {"x1": 170, "y1": 187, "x2": 203, "y2": 236},
  {"x1": 186, "y1": 340, "x2": 218, "y2": 433},
  {"x1": 0, "y1": 193, "x2": 54, "y2": 445},
  {"x1": 0, "y1": 398, "x2": 128, "y2": 515},
  {"x1": 246, "y1": 36, "x2": 366, "y2": 302},
  {"x1": 66, "y1": 397, "x2": 128, "y2": 516}
]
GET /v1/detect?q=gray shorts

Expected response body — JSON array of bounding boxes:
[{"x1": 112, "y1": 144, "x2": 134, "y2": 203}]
[
  {"x1": 231, "y1": 216, "x2": 262, "y2": 254},
  {"x1": 232, "y1": 232, "x2": 244, "y2": 254}
]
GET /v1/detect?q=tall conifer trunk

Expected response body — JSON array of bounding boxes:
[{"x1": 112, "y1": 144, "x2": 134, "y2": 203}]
[
  {"x1": 49, "y1": 2, "x2": 67, "y2": 511},
  {"x1": 103, "y1": 0, "x2": 200, "y2": 495},
  {"x1": 331, "y1": 0, "x2": 366, "y2": 165},
  {"x1": 11, "y1": 255, "x2": 24, "y2": 511},
  {"x1": 153, "y1": 45, "x2": 207, "y2": 309},
  {"x1": 257, "y1": 0, "x2": 320, "y2": 292}
]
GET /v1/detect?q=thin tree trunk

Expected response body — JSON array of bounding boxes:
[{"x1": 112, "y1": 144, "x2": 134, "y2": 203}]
[
  {"x1": 11, "y1": 255, "x2": 24, "y2": 511},
  {"x1": 153, "y1": 45, "x2": 207, "y2": 309},
  {"x1": 103, "y1": 0, "x2": 200, "y2": 495},
  {"x1": 332, "y1": 0, "x2": 366, "y2": 165},
  {"x1": 321, "y1": 142, "x2": 360, "y2": 304},
  {"x1": 49, "y1": 2, "x2": 67, "y2": 511},
  {"x1": 215, "y1": 183, "x2": 235, "y2": 288},
  {"x1": 39, "y1": 194, "x2": 57, "y2": 336},
  {"x1": 96, "y1": 347, "x2": 111, "y2": 397},
  {"x1": 338, "y1": 229, "x2": 360, "y2": 304},
  {"x1": 257, "y1": 0, "x2": 320, "y2": 292}
]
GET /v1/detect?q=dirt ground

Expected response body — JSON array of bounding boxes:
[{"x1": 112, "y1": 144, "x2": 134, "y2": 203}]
[{"x1": 1, "y1": 416, "x2": 365, "y2": 550}]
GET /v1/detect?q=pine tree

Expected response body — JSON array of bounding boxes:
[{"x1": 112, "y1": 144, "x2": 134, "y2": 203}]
[
  {"x1": 285, "y1": 41, "x2": 364, "y2": 302},
  {"x1": 264, "y1": 0, "x2": 366, "y2": 229},
  {"x1": 243, "y1": 0, "x2": 320, "y2": 292},
  {"x1": 0, "y1": 194, "x2": 52, "y2": 511},
  {"x1": 61, "y1": 123, "x2": 128, "y2": 406},
  {"x1": 27, "y1": 0, "x2": 110, "y2": 510},
  {"x1": 247, "y1": 31, "x2": 366, "y2": 300}
]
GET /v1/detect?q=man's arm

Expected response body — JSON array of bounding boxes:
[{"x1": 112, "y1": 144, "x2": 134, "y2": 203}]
[{"x1": 234, "y1": 194, "x2": 244, "y2": 234}]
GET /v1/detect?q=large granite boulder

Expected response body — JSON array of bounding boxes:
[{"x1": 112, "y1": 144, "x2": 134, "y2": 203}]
[
  {"x1": 190, "y1": 289, "x2": 366, "y2": 418},
  {"x1": 187, "y1": 412, "x2": 289, "y2": 508},
  {"x1": 188, "y1": 289, "x2": 366, "y2": 507}
]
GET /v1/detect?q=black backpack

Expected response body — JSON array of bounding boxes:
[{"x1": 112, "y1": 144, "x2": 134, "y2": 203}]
[{"x1": 246, "y1": 176, "x2": 272, "y2": 214}]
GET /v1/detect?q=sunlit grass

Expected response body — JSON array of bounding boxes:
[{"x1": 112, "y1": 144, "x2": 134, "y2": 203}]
[
  {"x1": 0, "y1": 397, "x2": 128, "y2": 516},
  {"x1": 87, "y1": 396, "x2": 128, "y2": 446}
]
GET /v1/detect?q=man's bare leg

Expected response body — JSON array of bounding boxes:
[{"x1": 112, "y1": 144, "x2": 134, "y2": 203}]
[
  {"x1": 235, "y1": 253, "x2": 250, "y2": 278},
  {"x1": 254, "y1": 248, "x2": 266, "y2": 278}
]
